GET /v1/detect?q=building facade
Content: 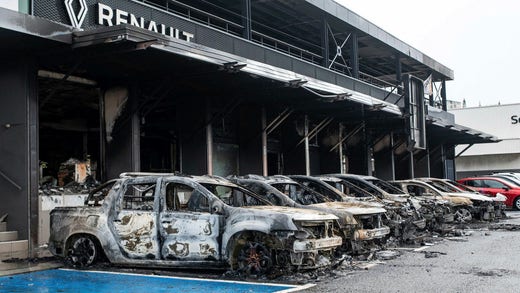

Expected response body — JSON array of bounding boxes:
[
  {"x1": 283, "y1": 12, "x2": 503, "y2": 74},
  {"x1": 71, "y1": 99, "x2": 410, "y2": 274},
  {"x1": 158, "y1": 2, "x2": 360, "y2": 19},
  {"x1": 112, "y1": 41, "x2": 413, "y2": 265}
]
[
  {"x1": 0, "y1": 0, "x2": 495, "y2": 256},
  {"x1": 451, "y1": 103, "x2": 520, "y2": 177}
]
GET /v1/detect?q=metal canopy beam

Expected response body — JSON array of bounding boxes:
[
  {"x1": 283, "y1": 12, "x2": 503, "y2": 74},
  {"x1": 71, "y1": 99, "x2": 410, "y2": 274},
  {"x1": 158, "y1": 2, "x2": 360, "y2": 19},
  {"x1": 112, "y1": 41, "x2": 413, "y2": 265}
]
[
  {"x1": 295, "y1": 116, "x2": 334, "y2": 148},
  {"x1": 0, "y1": 169, "x2": 22, "y2": 190},
  {"x1": 455, "y1": 144, "x2": 474, "y2": 158},
  {"x1": 265, "y1": 108, "x2": 294, "y2": 135},
  {"x1": 329, "y1": 123, "x2": 364, "y2": 152}
]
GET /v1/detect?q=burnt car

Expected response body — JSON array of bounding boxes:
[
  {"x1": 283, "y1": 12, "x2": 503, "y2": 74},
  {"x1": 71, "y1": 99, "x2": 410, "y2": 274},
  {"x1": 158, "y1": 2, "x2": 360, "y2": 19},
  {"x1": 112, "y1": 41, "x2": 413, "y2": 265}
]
[
  {"x1": 394, "y1": 179, "x2": 490, "y2": 223},
  {"x1": 289, "y1": 175, "x2": 384, "y2": 207},
  {"x1": 436, "y1": 178, "x2": 506, "y2": 218},
  {"x1": 230, "y1": 175, "x2": 390, "y2": 254},
  {"x1": 324, "y1": 174, "x2": 426, "y2": 242},
  {"x1": 415, "y1": 178, "x2": 497, "y2": 221},
  {"x1": 48, "y1": 173, "x2": 342, "y2": 275},
  {"x1": 391, "y1": 180, "x2": 472, "y2": 225}
]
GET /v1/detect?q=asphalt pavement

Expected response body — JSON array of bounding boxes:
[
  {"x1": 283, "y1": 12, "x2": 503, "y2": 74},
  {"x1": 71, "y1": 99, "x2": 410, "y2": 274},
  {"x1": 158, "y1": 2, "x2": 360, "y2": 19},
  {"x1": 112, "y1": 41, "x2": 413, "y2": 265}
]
[
  {"x1": 303, "y1": 211, "x2": 520, "y2": 293},
  {"x1": 3, "y1": 212, "x2": 520, "y2": 293}
]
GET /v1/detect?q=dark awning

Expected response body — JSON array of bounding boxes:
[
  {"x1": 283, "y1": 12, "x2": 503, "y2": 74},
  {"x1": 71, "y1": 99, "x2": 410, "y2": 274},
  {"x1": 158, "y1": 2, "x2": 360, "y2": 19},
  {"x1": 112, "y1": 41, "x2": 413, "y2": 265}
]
[
  {"x1": 0, "y1": 8, "x2": 71, "y2": 51},
  {"x1": 427, "y1": 120, "x2": 499, "y2": 145},
  {"x1": 72, "y1": 24, "x2": 403, "y2": 116}
]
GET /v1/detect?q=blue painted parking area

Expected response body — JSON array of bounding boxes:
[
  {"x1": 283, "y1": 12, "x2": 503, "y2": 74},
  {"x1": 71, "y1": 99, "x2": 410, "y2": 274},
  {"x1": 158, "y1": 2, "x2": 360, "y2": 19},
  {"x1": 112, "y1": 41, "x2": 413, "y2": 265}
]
[{"x1": 0, "y1": 269, "x2": 307, "y2": 293}]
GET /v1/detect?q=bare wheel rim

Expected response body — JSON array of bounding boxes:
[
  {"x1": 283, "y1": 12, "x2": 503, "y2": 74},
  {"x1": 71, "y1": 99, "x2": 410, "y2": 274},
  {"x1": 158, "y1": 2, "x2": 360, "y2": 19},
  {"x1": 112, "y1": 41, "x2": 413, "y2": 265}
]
[
  {"x1": 454, "y1": 208, "x2": 472, "y2": 223},
  {"x1": 237, "y1": 241, "x2": 272, "y2": 275},
  {"x1": 68, "y1": 237, "x2": 97, "y2": 268}
]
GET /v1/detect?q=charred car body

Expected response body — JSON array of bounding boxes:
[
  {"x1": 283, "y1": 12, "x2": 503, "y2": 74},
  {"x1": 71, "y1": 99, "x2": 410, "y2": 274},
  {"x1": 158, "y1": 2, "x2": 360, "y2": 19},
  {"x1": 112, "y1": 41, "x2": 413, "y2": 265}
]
[
  {"x1": 323, "y1": 174, "x2": 427, "y2": 242},
  {"x1": 229, "y1": 175, "x2": 390, "y2": 254},
  {"x1": 295, "y1": 175, "x2": 454, "y2": 233},
  {"x1": 289, "y1": 175, "x2": 384, "y2": 207},
  {"x1": 440, "y1": 178, "x2": 507, "y2": 218},
  {"x1": 415, "y1": 178, "x2": 499, "y2": 221},
  {"x1": 393, "y1": 179, "x2": 492, "y2": 222},
  {"x1": 48, "y1": 173, "x2": 342, "y2": 274},
  {"x1": 314, "y1": 176, "x2": 454, "y2": 231}
]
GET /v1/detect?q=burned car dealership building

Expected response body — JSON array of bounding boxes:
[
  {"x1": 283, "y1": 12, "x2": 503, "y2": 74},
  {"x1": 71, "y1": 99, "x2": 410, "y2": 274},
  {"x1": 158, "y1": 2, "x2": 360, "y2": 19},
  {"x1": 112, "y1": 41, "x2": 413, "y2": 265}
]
[{"x1": 0, "y1": 1, "x2": 497, "y2": 257}]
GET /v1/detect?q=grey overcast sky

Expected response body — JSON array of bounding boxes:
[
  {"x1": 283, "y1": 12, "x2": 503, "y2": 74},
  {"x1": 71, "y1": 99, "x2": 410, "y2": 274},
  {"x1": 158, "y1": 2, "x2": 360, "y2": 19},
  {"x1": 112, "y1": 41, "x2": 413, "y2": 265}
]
[{"x1": 336, "y1": 0, "x2": 520, "y2": 107}]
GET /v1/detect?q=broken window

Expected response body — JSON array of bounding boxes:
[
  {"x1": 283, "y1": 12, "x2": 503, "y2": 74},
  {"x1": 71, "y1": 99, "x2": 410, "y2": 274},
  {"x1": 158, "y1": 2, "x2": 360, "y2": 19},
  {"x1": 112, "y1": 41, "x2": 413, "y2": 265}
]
[
  {"x1": 425, "y1": 180, "x2": 457, "y2": 193},
  {"x1": 165, "y1": 183, "x2": 194, "y2": 211},
  {"x1": 201, "y1": 183, "x2": 271, "y2": 207},
  {"x1": 343, "y1": 179, "x2": 382, "y2": 197},
  {"x1": 368, "y1": 179, "x2": 406, "y2": 194},
  {"x1": 122, "y1": 182, "x2": 156, "y2": 210},
  {"x1": 163, "y1": 182, "x2": 210, "y2": 212},
  {"x1": 406, "y1": 185, "x2": 434, "y2": 197},
  {"x1": 186, "y1": 190, "x2": 210, "y2": 212},
  {"x1": 323, "y1": 180, "x2": 364, "y2": 198},
  {"x1": 270, "y1": 183, "x2": 328, "y2": 205},
  {"x1": 240, "y1": 183, "x2": 284, "y2": 206},
  {"x1": 301, "y1": 181, "x2": 342, "y2": 201}
]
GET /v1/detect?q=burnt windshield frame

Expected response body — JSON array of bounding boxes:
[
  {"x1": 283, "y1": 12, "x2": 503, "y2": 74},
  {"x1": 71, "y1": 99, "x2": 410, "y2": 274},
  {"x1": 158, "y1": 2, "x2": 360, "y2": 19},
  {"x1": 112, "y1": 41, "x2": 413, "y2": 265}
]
[
  {"x1": 269, "y1": 182, "x2": 331, "y2": 204},
  {"x1": 199, "y1": 182, "x2": 274, "y2": 207},
  {"x1": 85, "y1": 179, "x2": 119, "y2": 205},
  {"x1": 322, "y1": 179, "x2": 374, "y2": 198},
  {"x1": 367, "y1": 179, "x2": 406, "y2": 195}
]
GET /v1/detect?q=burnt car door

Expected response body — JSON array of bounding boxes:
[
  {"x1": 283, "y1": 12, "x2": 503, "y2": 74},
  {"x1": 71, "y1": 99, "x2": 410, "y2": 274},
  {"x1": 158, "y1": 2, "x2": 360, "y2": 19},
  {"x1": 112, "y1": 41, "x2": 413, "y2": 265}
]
[
  {"x1": 111, "y1": 178, "x2": 160, "y2": 260},
  {"x1": 158, "y1": 179, "x2": 222, "y2": 261}
]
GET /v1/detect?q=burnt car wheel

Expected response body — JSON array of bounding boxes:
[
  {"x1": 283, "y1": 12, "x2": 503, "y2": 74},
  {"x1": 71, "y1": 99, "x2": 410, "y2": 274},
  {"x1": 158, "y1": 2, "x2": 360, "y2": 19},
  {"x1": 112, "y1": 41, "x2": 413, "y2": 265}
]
[
  {"x1": 454, "y1": 208, "x2": 472, "y2": 223},
  {"x1": 514, "y1": 197, "x2": 520, "y2": 211},
  {"x1": 237, "y1": 241, "x2": 273, "y2": 276},
  {"x1": 66, "y1": 235, "x2": 98, "y2": 268}
]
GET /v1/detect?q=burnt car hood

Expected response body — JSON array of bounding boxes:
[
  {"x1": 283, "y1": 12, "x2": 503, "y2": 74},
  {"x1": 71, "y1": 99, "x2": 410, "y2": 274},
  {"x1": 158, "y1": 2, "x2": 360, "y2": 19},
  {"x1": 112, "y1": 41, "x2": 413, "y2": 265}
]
[
  {"x1": 442, "y1": 196, "x2": 473, "y2": 205},
  {"x1": 385, "y1": 194, "x2": 410, "y2": 203},
  {"x1": 444, "y1": 192, "x2": 493, "y2": 202},
  {"x1": 244, "y1": 206, "x2": 339, "y2": 221},
  {"x1": 310, "y1": 202, "x2": 386, "y2": 215},
  {"x1": 494, "y1": 193, "x2": 507, "y2": 202},
  {"x1": 343, "y1": 198, "x2": 385, "y2": 208}
]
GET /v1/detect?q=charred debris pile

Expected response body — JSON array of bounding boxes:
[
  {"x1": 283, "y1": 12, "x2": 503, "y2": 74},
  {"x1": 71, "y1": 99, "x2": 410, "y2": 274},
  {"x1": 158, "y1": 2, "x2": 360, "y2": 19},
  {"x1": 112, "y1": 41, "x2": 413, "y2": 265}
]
[{"x1": 39, "y1": 157, "x2": 99, "y2": 195}]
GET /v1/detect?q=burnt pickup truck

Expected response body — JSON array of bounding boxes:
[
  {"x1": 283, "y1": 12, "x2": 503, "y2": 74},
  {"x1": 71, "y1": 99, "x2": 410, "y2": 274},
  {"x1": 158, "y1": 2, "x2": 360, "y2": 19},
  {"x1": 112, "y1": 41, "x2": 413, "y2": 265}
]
[{"x1": 48, "y1": 173, "x2": 342, "y2": 275}]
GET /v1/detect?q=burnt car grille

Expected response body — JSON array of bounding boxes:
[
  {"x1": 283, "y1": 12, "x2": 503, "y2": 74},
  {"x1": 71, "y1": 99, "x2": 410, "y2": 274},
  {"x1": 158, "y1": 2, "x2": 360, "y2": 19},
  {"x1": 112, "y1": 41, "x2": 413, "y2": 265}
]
[
  {"x1": 355, "y1": 214, "x2": 383, "y2": 229},
  {"x1": 295, "y1": 221, "x2": 335, "y2": 239}
]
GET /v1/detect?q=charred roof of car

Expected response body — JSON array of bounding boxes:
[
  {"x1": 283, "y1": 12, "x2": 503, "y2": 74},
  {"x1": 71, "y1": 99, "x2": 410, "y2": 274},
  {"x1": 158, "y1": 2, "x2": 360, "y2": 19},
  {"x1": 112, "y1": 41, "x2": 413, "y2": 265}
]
[{"x1": 119, "y1": 172, "x2": 192, "y2": 178}]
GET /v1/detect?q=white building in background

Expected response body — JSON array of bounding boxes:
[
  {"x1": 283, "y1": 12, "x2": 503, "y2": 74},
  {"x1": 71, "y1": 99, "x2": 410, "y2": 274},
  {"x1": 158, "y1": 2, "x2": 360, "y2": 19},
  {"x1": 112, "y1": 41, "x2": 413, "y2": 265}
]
[
  {"x1": 450, "y1": 103, "x2": 520, "y2": 178},
  {"x1": 446, "y1": 100, "x2": 463, "y2": 110}
]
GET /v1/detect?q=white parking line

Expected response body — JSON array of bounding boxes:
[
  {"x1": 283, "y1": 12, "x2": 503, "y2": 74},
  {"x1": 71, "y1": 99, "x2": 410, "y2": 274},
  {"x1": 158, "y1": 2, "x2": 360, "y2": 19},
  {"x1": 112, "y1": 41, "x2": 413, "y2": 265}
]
[
  {"x1": 413, "y1": 246, "x2": 430, "y2": 252},
  {"x1": 59, "y1": 268, "x2": 314, "y2": 292}
]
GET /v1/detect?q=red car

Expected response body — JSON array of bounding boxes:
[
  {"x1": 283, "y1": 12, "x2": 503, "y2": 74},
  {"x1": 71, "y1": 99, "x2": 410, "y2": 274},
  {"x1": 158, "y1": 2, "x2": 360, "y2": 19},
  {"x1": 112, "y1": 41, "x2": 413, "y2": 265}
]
[{"x1": 457, "y1": 177, "x2": 520, "y2": 210}]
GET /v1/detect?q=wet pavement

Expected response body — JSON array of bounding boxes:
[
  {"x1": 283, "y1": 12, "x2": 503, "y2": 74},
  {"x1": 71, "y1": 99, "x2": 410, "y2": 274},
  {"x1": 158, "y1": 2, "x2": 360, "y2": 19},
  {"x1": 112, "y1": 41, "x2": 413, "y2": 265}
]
[
  {"x1": 1, "y1": 212, "x2": 519, "y2": 292},
  {"x1": 302, "y1": 211, "x2": 520, "y2": 292}
]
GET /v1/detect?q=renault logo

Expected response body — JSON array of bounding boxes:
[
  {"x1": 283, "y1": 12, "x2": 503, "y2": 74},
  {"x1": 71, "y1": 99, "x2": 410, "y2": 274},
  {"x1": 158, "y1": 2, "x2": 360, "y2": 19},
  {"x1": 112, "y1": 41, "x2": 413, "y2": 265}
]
[{"x1": 64, "y1": 0, "x2": 88, "y2": 29}]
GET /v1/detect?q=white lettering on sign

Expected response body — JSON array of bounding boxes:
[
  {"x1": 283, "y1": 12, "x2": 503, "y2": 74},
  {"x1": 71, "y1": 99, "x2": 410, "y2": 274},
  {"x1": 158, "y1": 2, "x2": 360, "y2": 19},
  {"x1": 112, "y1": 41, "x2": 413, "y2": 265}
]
[
  {"x1": 115, "y1": 9, "x2": 128, "y2": 25},
  {"x1": 97, "y1": 3, "x2": 194, "y2": 42},
  {"x1": 98, "y1": 3, "x2": 113, "y2": 26}
]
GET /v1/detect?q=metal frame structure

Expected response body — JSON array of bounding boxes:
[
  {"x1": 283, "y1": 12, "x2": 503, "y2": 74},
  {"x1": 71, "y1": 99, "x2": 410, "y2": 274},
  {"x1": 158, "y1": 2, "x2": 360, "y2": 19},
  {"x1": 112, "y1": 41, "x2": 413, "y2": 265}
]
[{"x1": 0, "y1": 1, "x2": 499, "y2": 258}]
